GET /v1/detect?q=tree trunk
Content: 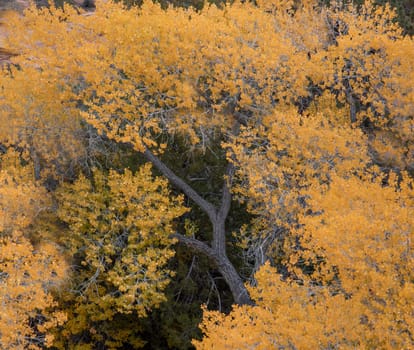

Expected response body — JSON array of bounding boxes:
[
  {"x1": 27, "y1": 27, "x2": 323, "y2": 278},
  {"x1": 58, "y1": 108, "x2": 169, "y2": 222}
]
[
  {"x1": 215, "y1": 254, "x2": 254, "y2": 305},
  {"x1": 173, "y1": 232, "x2": 254, "y2": 306},
  {"x1": 144, "y1": 148, "x2": 254, "y2": 305}
]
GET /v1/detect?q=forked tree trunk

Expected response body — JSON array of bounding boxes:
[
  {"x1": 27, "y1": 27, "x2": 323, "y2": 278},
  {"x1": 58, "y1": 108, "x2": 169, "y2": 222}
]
[{"x1": 144, "y1": 148, "x2": 254, "y2": 306}]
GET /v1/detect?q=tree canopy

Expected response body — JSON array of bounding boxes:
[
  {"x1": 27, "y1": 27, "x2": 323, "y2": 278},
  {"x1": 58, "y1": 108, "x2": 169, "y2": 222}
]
[{"x1": 0, "y1": 0, "x2": 413, "y2": 348}]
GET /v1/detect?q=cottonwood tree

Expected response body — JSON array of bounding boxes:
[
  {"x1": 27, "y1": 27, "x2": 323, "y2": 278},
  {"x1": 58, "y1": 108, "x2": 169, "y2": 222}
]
[
  {"x1": 1, "y1": 0, "x2": 413, "y2": 347},
  {"x1": 3, "y1": 0, "x2": 311, "y2": 306}
]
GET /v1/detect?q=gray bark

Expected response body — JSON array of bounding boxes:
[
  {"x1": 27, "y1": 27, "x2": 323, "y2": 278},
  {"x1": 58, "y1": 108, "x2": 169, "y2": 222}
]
[
  {"x1": 144, "y1": 148, "x2": 253, "y2": 305},
  {"x1": 172, "y1": 233, "x2": 253, "y2": 305}
]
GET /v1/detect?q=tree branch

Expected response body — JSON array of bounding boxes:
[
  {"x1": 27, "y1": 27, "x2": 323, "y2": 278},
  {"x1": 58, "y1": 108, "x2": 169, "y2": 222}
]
[
  {"x1": 218, "y1": 162, "x2": 234, "y2": 221},
  {"x1": 146, "y1": 145, "x2": 254, "y2": 305},
  {"x1": 212, "y1": 162, "x2": 234, "y2": 256},
  {"x1": 143, "y1": 148, "x2": 217, "y2": 222},
  {"x1": 171, "y1": 233, "x2": 219, "y2": 264},
  {"x1": 173, "y1": 232, "x2": 254, "y2": 305}
]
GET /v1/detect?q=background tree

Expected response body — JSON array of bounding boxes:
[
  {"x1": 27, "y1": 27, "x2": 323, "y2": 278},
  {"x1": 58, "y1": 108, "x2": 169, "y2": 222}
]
[
  {"x1": 0, "y1": 151, "x2": 66, "y2": 349},
  {"x1": 52, "y1": 165, "x2": 187, "y2": 348}
]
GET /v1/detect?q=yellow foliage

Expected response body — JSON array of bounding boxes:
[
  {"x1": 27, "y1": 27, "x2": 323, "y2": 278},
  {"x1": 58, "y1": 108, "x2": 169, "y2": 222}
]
[
  {"x1": 1, "y1": 0, "x2": 315, "y2": 153},
  {"x1": 0, "y1": 57, "x2": 87, "y2": 179},
  {"x1": 0, "y1": 236, "x2": 67, "y2": 350},
  {"x1": 309, "y1": 1, "x2": 414, "y2": 170},
  {"x1": 196, "y1": 173, "x2": 414, "y2": 349},
  {"x1": 54, "y1": 164, "x2": 188, "y2": 348},
  {"x1": 0, "y1": 150, "x2": 50, "y2": 233},
  {"x1": 227, "y1": 105, "x2": 369, "y2": 238},
  {"x1": 2, "y1": 0, "x2": 411, "y2": 165},
  {"x1": 0, "y1": 0, "x2": 412, "y2": 347},
  {"x1": 0, "y1": 151, "x2": 66, "y2": 349}
]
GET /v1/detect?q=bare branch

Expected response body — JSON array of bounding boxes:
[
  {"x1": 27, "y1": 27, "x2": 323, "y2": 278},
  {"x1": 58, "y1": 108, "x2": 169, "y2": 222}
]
[{"x1": 171, "y1": 233, "x2": 219, "y2": 264}]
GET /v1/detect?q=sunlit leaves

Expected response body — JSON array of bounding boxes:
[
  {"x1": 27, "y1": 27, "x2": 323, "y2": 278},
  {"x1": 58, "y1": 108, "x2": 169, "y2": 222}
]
[{"x1": 197, "y1": 173, "x2": 414, "y2": 349}]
